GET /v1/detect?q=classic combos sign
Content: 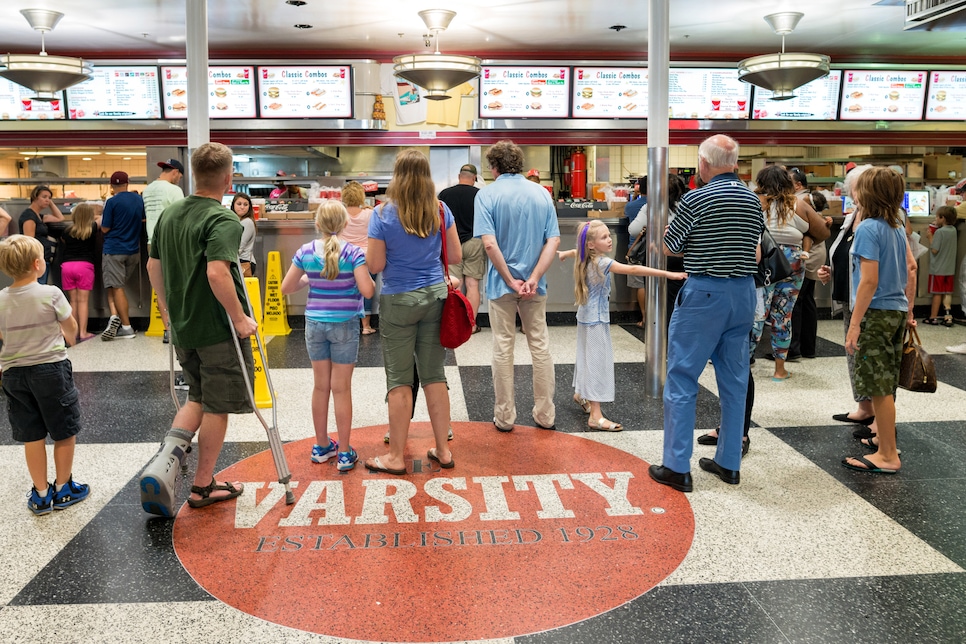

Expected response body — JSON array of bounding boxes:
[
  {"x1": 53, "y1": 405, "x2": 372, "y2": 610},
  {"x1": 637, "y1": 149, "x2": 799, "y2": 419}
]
[
  {"x1": 173, "y1": 423, "x2": 694, "y2": 642},
  {"x1": 256, "y1": 66, "x2": 352, "y2": 118},
  {"x1": 478, "y1": 66, "x2": 570, "y2": 118}
]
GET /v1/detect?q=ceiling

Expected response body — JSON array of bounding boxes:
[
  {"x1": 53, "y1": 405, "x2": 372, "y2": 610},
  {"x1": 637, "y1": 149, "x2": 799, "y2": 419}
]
[{"x1": 1, "y1": 0, "x2": 965, "y2": 62}]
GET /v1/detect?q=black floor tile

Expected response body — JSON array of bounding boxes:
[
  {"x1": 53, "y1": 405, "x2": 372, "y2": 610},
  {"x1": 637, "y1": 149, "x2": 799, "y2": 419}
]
[{"x1": 933, "y1": 353, "x2": 966, "y2": 391}]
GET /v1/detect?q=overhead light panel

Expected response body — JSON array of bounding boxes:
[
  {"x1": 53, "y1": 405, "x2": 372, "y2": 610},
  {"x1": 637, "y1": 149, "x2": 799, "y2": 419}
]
[
  {"x1": 0, "y1": 9, "x2": 93, "y2": 101},
  {"x1": 393, "y1": 9, "x2": 481, "y2": 101},
  {"x1": 737, "y1": 12, "x2": 830, "y2": 101}
]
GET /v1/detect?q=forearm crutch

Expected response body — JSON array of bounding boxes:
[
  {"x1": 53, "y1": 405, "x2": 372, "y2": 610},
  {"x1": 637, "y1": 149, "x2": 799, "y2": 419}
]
[{"x1": 226, "y1": 272, "x2": 295, "y2": 505}]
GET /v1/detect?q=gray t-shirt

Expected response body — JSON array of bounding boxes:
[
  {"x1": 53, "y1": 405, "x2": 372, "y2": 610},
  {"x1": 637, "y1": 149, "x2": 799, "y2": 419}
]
[
  {"x1": 930, "y1": 224, "x2": 958, "y2": 276},
  {"x1": 0, "y1": 282, "x2": 71, "y2": 369}
]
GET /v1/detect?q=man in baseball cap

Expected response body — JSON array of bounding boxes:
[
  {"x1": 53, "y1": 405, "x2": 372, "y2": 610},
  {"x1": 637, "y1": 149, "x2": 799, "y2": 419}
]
[
  {"x1": 100, "y1": 169, "x2": 145, "y2": 341},
  {"x1": 110, "y1": 171, "x2": 129, "y2": 186},
  {"x1": 460, "y1": 164, "x2": 477, "y2": 176},
  {"x1": 157, "y1": 158, "x2": 185, "y2": 173},
  {"x1": 143, "y1": 159, "x2": 186, "y2": 347}
]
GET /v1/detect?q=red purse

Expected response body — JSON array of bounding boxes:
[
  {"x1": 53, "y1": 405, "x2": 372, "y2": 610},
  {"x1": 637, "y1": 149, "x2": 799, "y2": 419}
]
[{"x1": 438, "y1": 204, "x2": 475, "y2": 349}]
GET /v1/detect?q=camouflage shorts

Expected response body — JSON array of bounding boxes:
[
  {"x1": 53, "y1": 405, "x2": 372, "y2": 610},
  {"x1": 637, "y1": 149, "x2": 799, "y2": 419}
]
[{"x1": 853, "y1": 308, "x2": 906, "y2": 398}]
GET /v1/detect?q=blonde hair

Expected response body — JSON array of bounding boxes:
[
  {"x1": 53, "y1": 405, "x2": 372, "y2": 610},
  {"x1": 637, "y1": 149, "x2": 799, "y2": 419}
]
[
  {"x1": 67, "y1": 203, "x2": 96, "y2": 241},
  {"x1": 314, "y1": 200, "x2": 350, "y2": 280},
  {"x1": 573, "y1": 220, "x2": 609, "y2": 306},
  {"x1": 342, "y1": 181, "x2": 366, "y2": 208},
  {"x1": 191, "y1": 142, "x2": 233, "y2": 192},
  {"x1": 385, "y1": 149, "x2": 440, "y2": 238},
  {"x1": 0, "y1": 234, "x2": 43, "y2": 278}
]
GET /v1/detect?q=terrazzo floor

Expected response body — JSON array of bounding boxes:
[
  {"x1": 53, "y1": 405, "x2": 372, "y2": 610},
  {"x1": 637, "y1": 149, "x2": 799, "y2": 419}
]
[{"x1": 1, "y1": 318, "x2": 965, "y2": 643}]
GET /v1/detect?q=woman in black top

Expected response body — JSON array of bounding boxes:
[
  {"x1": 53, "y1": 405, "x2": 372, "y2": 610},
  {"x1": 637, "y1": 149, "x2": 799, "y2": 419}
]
[
  {"x1": 60, "y1": 203, "x2": 100, "y2": 342},
  {"x1": 19, "y1": 185, "x2": 64, "y2": 284}
]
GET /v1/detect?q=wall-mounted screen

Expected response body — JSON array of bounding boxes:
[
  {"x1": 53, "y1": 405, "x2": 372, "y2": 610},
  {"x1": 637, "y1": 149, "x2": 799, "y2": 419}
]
[
  {"x1": 904, "y1": 190, "x2": 930, "y2": 216},
  {"x1": 668, "y1": 68, "x2": 750, "y2": 119},
  {"x1": 65, "y1": 65, "x2": 161, "y2": 120},
  {"x1": 924, "y1": 71, "x2": 966, "y2": 121},
  {"x1": 160, "y1": 66, "x2": 256, "y2": 119},
  {"x1": 478, "y1": 66, "x2": 570, "y2": 118},
  {"x1": 839, "y1": 70, "x2": 926, "y2": 120},
  {"x1": 256, "y1": 66, "x2": 352, "y2": 118},
  {"x1": 751, "y1": 71, "x2": 841, "y2": 120},
  {"x1": 570, "y1": 67, "x2": 647, "y2": 118},
  {"x1": 0, "y1": 78, "x2": 64, "y2": 120}
]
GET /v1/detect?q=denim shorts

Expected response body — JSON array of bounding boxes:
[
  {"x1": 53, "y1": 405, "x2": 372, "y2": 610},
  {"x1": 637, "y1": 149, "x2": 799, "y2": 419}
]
[
  {"x1": 3, "y1": 360, "x2": 81, "y2": 443},
  {"x1": 305, "y1": 319, "x2": 360, "y2": 364},
  {"x1": 176, "y1": 339, "x2": 255, "y2": 414}
]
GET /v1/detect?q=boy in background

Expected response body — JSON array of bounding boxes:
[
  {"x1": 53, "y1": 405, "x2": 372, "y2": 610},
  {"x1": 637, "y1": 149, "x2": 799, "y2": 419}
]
[
  {"x1": 0, "y1": 235, "x2": 89, "y2": 515},
  {"x1": 924, "y1": 205, "x2": 959, "y2": 327}
]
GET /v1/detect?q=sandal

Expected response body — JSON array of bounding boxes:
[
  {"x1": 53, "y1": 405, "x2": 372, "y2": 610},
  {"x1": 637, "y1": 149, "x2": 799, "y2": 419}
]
[
  {"x1": 187, "y1": 478, "x2": 244, "y2": 508},
  {"x1": 573, "y1": 395, "x2": 591, "y2": 414},
  {"x1": 361, "y1": 327, "x2": 377, "y2": 335},
  {"x1": 589, "y1": 417, "x2": 623, "y2": 432},
  {"x1": 922, "y1": 318, "x2": 942, "y2": 325}
]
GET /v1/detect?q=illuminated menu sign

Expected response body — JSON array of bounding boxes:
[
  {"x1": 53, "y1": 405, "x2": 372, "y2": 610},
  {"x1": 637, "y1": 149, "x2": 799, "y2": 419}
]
[
  {"x1": 925, "y1": 71, "x2": 966, "y2": 120},
  {"x1": 668, "y1": 68, "x2": 750, "y2": 119},
  {"x1": 479, "y1": 66, "x2": 570, "y2": 118},
  {"x1": 160, "y1": 66, "x2": 256, "y2": 119},
  {"x1": 839, "y1": 70, "x2": 926, "y2": 120},
  {"x1": 257, "y1": 66, "x2": 352, "y2": 118},
  {"x1": 65, "y1": 66, "x2": 161, "y2": 120},
  {"x1": 571, "y1": 67, "x2": 648, "y2": 118},
  {"x1": 0, "y1": 78, "x2": 64, "y2": 121},
  {"x1": 751, "y1": 71, "x2": 841, "y2": 120}
]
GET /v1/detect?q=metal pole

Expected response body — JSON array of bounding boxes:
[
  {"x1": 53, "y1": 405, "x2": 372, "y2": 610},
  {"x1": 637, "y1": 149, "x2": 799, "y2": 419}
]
[
  {"x1": 185, "y1": 0, "x2": 210, "y2": 186},
  {"x1": 644, "y1": 0, "x2": 670, "y2": 399}
]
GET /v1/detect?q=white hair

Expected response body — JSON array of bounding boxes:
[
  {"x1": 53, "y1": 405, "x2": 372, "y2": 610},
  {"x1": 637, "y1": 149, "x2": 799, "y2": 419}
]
[
  {"x1": 843, "y1": 164, "x2": 873, "y2": 197},
  {"x1": 698, "y1": 134, "x2": 739, "y2": 169}
]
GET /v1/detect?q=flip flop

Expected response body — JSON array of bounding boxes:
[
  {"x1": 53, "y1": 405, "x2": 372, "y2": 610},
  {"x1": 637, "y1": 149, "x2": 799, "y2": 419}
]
[
  {"x1": 471, "y1": 325, "x2": 482, "y2": 334},
  {"x1": 76, "y1": 334, "x2": 96, "y2": 344},
  {"x1": 365, "y1": 455, "x2": 407, "y2": 475},
  {"x1": 589, "y1": 417, "x2": 623, "y2": 432},
  {"x1": 187, "y1": 479, "x2": 244, "y2": 508},
  {"x1": 842, "y1": 454, "x2": 898, "y2": 474},
  {"x1": 427, "y1": 448, "x2": 455, "y2": 469},
  {"x1": 771, "y1": 372, "x2": 792, "y2": 382},
  {"x1": 859, "y1": 437, "x2": 901, "y2": 455},
  {"x1": 361, "y1": 327, "x2": 377, "y2": 335},
  {"x1": 573, "y1": 395, "x2": 591, "y2": 414}
]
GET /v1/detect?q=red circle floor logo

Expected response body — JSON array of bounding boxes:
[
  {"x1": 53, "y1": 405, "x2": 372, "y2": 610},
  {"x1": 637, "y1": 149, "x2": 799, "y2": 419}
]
[{"x1": 173, "y1": 422, "x2": 694, "y2": 642}]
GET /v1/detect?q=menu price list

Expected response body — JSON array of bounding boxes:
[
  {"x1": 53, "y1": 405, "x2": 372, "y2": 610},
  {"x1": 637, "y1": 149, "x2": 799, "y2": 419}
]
[
  {"x1": 0, "y1": 78, "x2": 64, "y2": 120},
  {"x1": 160, "y1": 66, "x2": 257, "y2": 119},
  {"x1": 571, "y1": 67, "x2": 648, "y2": 118},
  {"x1": 925, "y1": 71, "x2": 966, "y2": 120},
  {"x1": 752, "y1": 71, "x2": 841, "y2": 120},
  {"x1": 257, "y1": 66, "x2": 352, "y2": 118},
  {"x1": 479, "y1": 66, "x2": 570, "y2": 118},
  {"x1": 839, "y1": 70, "x2": 926, "y2": 120},
  {"x1": 668, "y1": 68, "x2": 750, "y2": 119},
  {"x1": 66, "y1": 66, "x2": 161, "y2": 120}
]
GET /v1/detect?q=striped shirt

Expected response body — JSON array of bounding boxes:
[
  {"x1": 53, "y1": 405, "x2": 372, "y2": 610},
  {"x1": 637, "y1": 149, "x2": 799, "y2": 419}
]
[
  {"x1": 0, "y1": 282, "x2": 71, "y2": 369},
  {"x1": 293, "y1": 239, "x2": 366, "y2": 323},
  {"x1": 664, "y1": 172, "x2": 764, "y2": 278}
]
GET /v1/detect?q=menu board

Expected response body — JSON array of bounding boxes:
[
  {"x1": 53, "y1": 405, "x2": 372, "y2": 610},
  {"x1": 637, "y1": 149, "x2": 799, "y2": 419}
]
[
  {"x1": 256, "y1": 66, "x2": 352, "y2": 118},
  {"x1": 65, "y1": 66, "x2": 161, "y2": 120},
  {"x1": 571, "y1": 67, "x2": 648, "y2": 118},
  {"x1": 479, "y1": 66, "x2": 570, "y2": 118},
  {"x1": 751, "y1": 71, "x2": 841, "y2": 120},
  {"x1": 839, "y1": 70, "x2": 926, "y2": 120},
  {"x1": 668, "y1": 68, "x2": 750, "y2": 119},
  {"x1": 160, "y1": 66, "x2": 256, "y2": 119},
  {"x1": 0, "y1": 78, "x2": 64, "y2": 120},
  {"x1": 925, "y1": 71, "x2": 966, "y2": 120}
]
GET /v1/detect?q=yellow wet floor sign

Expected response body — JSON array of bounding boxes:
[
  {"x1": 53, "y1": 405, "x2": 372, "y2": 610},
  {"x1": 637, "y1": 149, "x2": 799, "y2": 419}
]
[
  {"x1": 146, "y1": 290, "x2": 165, "y2": 337},
  {"x1": 245, "y1": 277, "x2": 272, "y2": 408},
  {"x1": 262, "y1": 251, "x2": 291, "y2": 336}
]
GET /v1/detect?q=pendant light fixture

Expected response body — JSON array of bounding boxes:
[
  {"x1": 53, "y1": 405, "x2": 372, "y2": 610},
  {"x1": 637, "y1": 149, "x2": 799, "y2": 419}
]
[
  {"x1": 393, "y1": 9, "x2": 481, "y2": 101},
  {"x1": 0, "y1": 9, "x2": 93, "y2": 101},
  {"x1": 737, "y1": 12, "x2": 830, "y2": 101}
]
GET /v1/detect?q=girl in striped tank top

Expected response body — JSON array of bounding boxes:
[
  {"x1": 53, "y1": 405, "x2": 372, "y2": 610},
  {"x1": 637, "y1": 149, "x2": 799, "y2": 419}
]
[{"x1": 281, "y1": 200, "x2": 375, "y2": 472}]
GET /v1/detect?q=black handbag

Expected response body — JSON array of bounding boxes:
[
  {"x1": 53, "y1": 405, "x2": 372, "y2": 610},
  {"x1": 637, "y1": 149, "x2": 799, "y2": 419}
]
[
  {"x1": 626, "y1": 229, "x2": 647, "y2": 265},
  {"x1": 755, "y1": 228, "x2": 793, "y2": 287}
]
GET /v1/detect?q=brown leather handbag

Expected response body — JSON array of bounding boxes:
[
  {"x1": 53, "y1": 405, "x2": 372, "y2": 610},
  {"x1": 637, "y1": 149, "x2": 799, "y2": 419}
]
[{"x1": 898, "y1": 326, "x2": 937, "y2": 393}]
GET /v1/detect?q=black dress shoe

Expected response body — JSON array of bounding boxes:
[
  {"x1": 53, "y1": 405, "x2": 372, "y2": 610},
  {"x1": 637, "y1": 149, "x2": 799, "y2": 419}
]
[
  {"x1": 698, "y1": 458, "x2": 740, "y2": 485},
  {"x1": 697, "y1": 431, "x2": 750, "y2": 457},
  {"x1": 832, "y1": 413, "x2": 875, "y2": 426},
  {"x1": 852, "y1": 426, "x2": 876, "y2": 440},
  {"x1": 742, "y1": 436, "x2": 750, "y2": 456},
  {"x1": 648, "y1": 465, "x2": 693, "y2": 493}
]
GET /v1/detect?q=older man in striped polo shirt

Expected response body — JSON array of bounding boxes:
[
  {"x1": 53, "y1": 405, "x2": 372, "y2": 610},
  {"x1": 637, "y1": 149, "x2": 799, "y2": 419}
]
[{"x1": 649, "y1": 134, "x2": 764, "y2": 493}]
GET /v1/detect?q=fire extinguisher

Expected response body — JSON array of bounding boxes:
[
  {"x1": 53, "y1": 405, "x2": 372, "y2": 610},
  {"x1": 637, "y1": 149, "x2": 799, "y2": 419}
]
[
  {"x1": 571, "y1": 147, "x2": 587, "y2": 199},
  {"x1": 563, "y1": 152, "x2": 572, "y2": 192}
]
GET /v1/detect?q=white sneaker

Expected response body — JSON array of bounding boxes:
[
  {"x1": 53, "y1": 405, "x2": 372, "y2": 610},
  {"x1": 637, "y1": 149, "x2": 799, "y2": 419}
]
[
  {"x1": 946, "y1": 343, "x2": 966, "y2": 354},
  {"x1": 115, "y1": 326, "x2": 136, "y2": 340}
]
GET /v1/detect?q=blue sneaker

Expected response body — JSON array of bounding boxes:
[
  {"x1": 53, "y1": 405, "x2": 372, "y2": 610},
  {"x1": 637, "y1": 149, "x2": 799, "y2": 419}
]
[
  {"x1": 27, "y1": 484, "x2": 53, "y2": 516},
  {"x1": 52, "y1": 476, "x2": 90, "y2": 510},
  {"x1": 336, "y1": 448, "x2": 358, "y2": 472},
  {"x1": 311, "y1": 438, "x2": 338, "y2": 463}
]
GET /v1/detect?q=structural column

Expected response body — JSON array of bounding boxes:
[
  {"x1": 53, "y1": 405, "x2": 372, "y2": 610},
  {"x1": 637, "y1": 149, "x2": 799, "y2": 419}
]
[{"x1": 185, "y1": 0, "x2": 210, "y2": 180}]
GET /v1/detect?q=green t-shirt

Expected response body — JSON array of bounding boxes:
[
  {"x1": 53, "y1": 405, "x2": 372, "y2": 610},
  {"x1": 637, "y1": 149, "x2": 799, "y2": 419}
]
[{"x1": 149, "y1": 195, "x2": 246, "y2": 349}]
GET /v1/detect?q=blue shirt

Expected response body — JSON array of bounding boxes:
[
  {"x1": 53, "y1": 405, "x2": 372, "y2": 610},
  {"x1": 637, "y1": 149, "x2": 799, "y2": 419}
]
[
  {"x1": 102, "y1": 191, "x2": 145, "y2": 255},
  {"x1": 850, "y1": 217, "x2": 908, "y2": 312},
  {"x1": 367, "y1": 202, "x2": 454, "y2": 295},
  {"x1": 577, "y1": 257, "x2": 613, "y2": 324},
  {"x1": 474, "y1": 173, "x2": 560, "y2": 299},
  {"x1": 293, "y1": 239, "x2": 366, "y2": 323}
]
